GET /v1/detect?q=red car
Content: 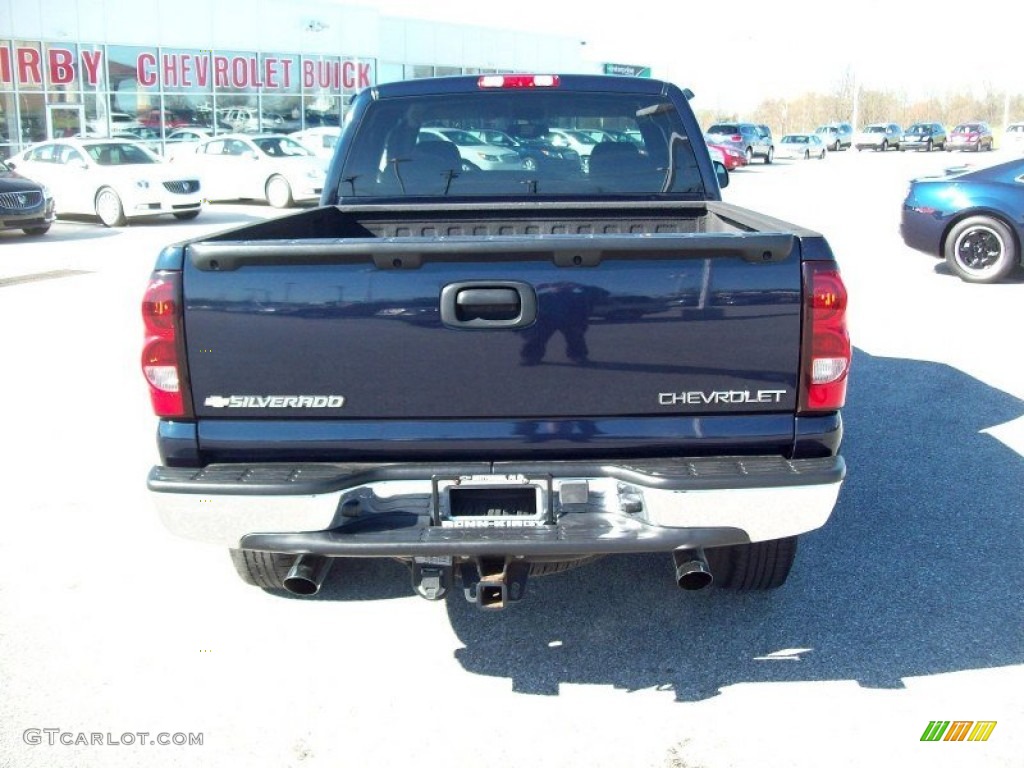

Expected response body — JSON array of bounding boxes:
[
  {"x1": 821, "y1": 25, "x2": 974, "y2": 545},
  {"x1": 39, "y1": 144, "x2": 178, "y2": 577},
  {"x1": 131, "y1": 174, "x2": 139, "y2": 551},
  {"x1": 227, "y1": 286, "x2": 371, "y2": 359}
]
[
  {"x1": 707, "y1": 141, "x2": 747, "y2": 170},
  {"x1": 140, "y1": 109, "x2": 201, "y2": 132},
  {"x1": 946, "y1": 122, "x2": 994, "y2": 152}
]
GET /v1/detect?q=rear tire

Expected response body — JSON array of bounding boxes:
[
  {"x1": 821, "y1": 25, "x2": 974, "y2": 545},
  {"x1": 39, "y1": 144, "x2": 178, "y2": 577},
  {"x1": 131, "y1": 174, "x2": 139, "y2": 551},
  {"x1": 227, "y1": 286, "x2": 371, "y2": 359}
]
[
  {"x1": 173, "y1": 210, "x2": 200, "y2": 220},
  {"x1": 22, "y1": 224, "x2": 51, "y2": 235},
  {"x1": 706, "y1": 536, "x2": 798, "y2": 590},
  {"x1": 764, "y1": 146, "x2": 773, "y2": 165},
  {"x1": 229, "y1": 549, "x2": 297, "y2": 590},
  {"x1": 944, "y1": 215, "x2": 1019, "y2": 283}
]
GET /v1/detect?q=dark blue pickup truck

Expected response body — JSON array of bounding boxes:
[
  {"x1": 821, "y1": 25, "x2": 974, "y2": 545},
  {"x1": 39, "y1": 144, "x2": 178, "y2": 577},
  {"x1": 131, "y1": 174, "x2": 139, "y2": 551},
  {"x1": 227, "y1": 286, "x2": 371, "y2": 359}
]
[{"x1": 142, "y1": 74, "x2": 850, "y2": 609}]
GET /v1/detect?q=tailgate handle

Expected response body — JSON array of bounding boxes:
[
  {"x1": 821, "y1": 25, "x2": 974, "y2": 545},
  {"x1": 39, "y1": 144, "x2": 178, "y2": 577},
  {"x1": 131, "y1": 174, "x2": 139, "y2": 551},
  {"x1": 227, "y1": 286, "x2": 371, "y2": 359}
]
[{"x1": 440, "y1": 282, "x2": 537, "y2": 329}]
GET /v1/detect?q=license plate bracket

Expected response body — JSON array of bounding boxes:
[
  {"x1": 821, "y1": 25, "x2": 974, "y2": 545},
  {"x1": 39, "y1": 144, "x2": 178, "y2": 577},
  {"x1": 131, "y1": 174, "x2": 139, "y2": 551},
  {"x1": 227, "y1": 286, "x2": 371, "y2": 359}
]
[{"x1": 432, "y1": 474, "x2": 552, "y2": 528}]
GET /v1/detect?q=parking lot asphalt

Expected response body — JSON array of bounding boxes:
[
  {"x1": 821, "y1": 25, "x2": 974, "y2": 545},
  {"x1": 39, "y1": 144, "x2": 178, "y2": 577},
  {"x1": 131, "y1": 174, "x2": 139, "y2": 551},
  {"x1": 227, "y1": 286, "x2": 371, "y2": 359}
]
[{"x1": 1, "y1": 152, "x2": 1021, "y2": 768}]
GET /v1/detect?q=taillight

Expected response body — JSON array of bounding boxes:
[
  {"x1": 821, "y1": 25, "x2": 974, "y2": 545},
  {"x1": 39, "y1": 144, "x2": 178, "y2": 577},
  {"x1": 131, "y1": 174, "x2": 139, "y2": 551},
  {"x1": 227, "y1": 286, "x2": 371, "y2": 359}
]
[
  {"x1": 799, "y1": 262, "x2": 850, "y2": 413},
  {"x1": 478, "y1": 74, "x2": 560, "y2": 89},
  {"x1": 730, "y1": 134, "x2": 742, "y2": 142},
  {"x1": 142, "y1": 271, "x2": 191, "y2": 418}
]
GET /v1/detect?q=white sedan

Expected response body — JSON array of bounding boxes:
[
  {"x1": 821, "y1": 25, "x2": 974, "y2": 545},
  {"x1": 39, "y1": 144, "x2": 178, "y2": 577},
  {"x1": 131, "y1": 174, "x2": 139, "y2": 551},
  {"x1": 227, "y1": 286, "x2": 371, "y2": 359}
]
[
  {"x1": 544, "y1": 129, "x2": 599, "y2": 170},
  {"x1": 10, "y1": 138, "x2": 202, "y2": 226},
  {"x1": 290, "y1": 127, "x2": 341, "y2": 161},
  {"x1": 417, "y1": 128, "x2": 523, "y2": 170},
  {"x1": 177, "y1": 133, "x2": 326, "y2": 208},
  {"x1": 163, "y1": 128, "x2": 215, "y2": 161},
  {"x1": 776, "y1": 133, "x2": 827, "y2": 160}
]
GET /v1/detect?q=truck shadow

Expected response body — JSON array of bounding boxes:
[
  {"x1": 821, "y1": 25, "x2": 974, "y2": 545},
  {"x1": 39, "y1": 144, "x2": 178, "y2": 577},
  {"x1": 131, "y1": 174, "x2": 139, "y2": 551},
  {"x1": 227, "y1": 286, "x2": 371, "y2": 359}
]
[{"x1": 439, "y1": 348, "x2": 1024, "y2": 699}]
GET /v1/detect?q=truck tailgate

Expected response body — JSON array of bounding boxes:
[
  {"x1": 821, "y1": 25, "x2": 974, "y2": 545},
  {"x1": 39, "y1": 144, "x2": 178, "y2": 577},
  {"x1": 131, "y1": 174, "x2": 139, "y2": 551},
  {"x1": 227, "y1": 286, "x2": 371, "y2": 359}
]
[{"x1": 182, "y1": 231, "x2": 802, "y2": 425}]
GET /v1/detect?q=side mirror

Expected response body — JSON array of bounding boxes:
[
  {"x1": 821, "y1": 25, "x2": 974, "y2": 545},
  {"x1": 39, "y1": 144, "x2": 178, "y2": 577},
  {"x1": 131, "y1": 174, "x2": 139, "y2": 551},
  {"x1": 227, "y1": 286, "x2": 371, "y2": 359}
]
[
  {"x1": 5, "y1": 160, "x2": 16, "y2": 169},
  {"x1": 71, "y1": 158, "x2": 88, "y2": 170},
  {"x1": 713, "y1": 161, "x2": 729, "y2": 189}
]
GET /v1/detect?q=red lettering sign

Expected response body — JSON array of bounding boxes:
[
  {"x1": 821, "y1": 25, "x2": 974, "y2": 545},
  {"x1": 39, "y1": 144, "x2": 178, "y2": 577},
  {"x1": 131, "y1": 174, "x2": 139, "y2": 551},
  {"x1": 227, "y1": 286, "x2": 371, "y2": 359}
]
[
  {"x1": 214, "y1": 56, "x2": 228, "y2": 87},
  {"x1": 162, "y1": 54, "x2": 178, "y2": 88},
  {"x1": 194, "y1": 55, "x2": 209, "y2": 87},
  {"x1": 0, "y1": 46, "x2": 11, "y2": 85},
  {"x1": 0, "y1": 44, "x2": 365, "y2": 91},
  {"x1": 247, "y1": 57, "x2": 264, "y2": 88},
  {"x1": 231, "y1": 57, "x2": 247, "y2": 88},
  {"x1": 48, "y1": 48, "x2": 75, "y2": 85},
  {"x1": 81, "y1": 50, "x2": 102, "y2": 87},
  {"x1": 264, "y1": 57, "x2": 278, "y2": 89},
  {"x1": 17, "y1": 47, "x2": 42, "y2": 85},
  {"x1": 137, "y1": 52, "x2": 157, "y2": 87}
]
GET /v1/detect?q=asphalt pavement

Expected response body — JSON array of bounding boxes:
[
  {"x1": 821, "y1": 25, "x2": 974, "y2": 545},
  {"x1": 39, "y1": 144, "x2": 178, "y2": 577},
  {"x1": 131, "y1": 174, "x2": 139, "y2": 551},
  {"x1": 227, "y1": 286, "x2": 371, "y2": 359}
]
[{"x1": 0, "y1": 152, "x2": 1021, "y2": 768}]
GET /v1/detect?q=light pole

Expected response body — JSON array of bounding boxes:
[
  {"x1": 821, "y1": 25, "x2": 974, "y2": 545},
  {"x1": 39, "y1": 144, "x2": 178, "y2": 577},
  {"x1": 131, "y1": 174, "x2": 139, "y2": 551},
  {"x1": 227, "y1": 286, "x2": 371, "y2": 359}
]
[{"x1": 851, "y1": 67, "x2": 859, "y2": 130}]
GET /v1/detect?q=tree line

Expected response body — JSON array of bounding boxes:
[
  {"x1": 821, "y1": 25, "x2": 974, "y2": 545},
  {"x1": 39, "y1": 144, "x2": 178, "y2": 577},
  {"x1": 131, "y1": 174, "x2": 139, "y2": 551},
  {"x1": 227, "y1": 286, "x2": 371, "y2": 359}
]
[{"x1": 698, "y1": 72, "x2": 1023, "y2": 134}]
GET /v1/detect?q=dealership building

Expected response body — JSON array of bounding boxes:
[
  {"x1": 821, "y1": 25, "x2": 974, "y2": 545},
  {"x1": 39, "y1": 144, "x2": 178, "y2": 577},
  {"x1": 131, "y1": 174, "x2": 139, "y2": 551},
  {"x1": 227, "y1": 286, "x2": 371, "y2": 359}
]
[{"x1": 0, "y1": 0, "x2": 591, "y2": 158}]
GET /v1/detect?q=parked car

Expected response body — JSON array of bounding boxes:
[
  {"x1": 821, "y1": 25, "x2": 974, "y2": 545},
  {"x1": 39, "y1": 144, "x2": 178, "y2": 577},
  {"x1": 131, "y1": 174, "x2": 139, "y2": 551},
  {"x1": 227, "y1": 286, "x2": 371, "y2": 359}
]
[
  {"x1": 900, "y1": 157, "x2": 1024, "y2": 283},
  {"x1": 218, "y1": 108, "x2": 298, "y2": 134},
  {"x1": 471, "y1": 128, "x2": 581, "y2": 173},
  {"x1": 814, "y1": 123, "x2": 853, "y2": 152},
  {"x1": 418, "y1": 127, "x2": 523, "y2": 171},
  {"x1": 1004, "y1": 122, "x2": 1024, "y2": 153},
  {"x1": 776, "y1": 133, "x2": 827, "y2": 160},
  {"x1": 112, "y1": 126, "x2": 164, "y2": 154},
  {"x1": 163, "y1": 128, "x2": 215, "y2": 161},
  {"x1": 0, "y1": 157, "x2": 56, "y2": 235},
  {"x1": 9, "y1": 138, "x2": 201, "y2": 227},
  {"x1": 900, "y1": 122, "x2": 947, "y2": 152},
  {"x1": 946, "y1": 122, "x2": 994, "y2": 152},
  {"x1": 140, "y1": 108, "x2": 202, "y2": 132},
  {"x1": 183, "y1": 133, "x2": 326, "y2": 208},
  {"x1": 854, "y1": 123, "x2": 902, "y2": 151},
  {"x1": 86, "y1": 111, "x2": 141, "y2": 136},
  {"x1": 705, "y1": 122, "x2": 774, "y2": 164},
  {"x1": 578, "y1": 128, "x2": 634, "y2": 144},
  {"x1": 290, "y1": 127, "x2": 342, "y2": 160},
  {"x1": 544, "y1": 128, "x2": 600, "y2": 170},
  {"x1": 756, "y1": 124, "x2": 775, "y2": 158},
  {"x1": 706, "y1": 140, "x2": 746, "y2": 170}
]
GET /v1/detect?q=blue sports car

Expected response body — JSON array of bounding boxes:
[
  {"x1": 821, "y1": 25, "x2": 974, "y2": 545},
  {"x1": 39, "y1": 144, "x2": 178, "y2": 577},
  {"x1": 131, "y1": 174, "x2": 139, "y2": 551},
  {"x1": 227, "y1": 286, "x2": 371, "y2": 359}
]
[{"x1": 900, "y1": 158, "x2": 1024, "y2": 283}]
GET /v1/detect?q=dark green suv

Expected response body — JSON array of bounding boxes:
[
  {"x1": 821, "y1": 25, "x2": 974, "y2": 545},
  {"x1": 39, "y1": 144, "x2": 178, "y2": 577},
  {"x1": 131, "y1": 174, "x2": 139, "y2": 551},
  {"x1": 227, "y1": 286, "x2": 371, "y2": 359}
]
[{"x1": 900, "y1": 122, "x2": 947, "y2": 152}]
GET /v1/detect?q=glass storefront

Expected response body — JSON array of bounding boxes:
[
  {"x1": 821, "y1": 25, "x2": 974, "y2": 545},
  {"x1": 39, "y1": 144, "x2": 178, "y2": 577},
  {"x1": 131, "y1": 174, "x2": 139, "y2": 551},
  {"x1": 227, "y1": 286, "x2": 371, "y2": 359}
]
[{"x1": 0, "y1": 40, "x2": 378, "y2": 159}]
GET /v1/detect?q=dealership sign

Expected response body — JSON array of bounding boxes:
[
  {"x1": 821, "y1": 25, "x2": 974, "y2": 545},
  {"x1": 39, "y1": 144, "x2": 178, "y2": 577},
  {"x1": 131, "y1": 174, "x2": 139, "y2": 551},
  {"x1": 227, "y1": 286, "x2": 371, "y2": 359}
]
[
  {"x1": 0, "y1": 44, "x2": 372, "y2": 90},
  {"x1": 603, "y1": 63, "x2": 651, "y2": 78}
]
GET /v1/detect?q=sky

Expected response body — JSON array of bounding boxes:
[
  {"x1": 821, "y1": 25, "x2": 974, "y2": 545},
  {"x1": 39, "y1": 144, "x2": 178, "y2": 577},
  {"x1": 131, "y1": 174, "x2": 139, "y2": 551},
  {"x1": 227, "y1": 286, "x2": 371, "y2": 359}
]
[{"x1": 356, "y1": 0, "x2": 1018, "y2": 114}]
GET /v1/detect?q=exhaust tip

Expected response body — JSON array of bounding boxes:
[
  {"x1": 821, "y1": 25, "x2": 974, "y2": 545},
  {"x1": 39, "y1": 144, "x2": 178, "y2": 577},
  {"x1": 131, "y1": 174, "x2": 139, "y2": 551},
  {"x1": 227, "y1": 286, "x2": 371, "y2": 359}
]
[
  {"x1": 673, "y1": 548, "x2": 713, "y2": 591},
  {"x1": 283, "y1": 555, "x2": 332, "y2": 596}
]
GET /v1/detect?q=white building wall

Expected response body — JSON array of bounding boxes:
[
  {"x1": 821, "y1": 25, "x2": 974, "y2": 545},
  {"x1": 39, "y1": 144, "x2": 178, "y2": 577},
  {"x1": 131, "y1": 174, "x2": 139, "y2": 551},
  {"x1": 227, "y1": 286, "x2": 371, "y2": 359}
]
[{"x1": 0, "y1": 0, "x2": 585, "y2": 71}]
